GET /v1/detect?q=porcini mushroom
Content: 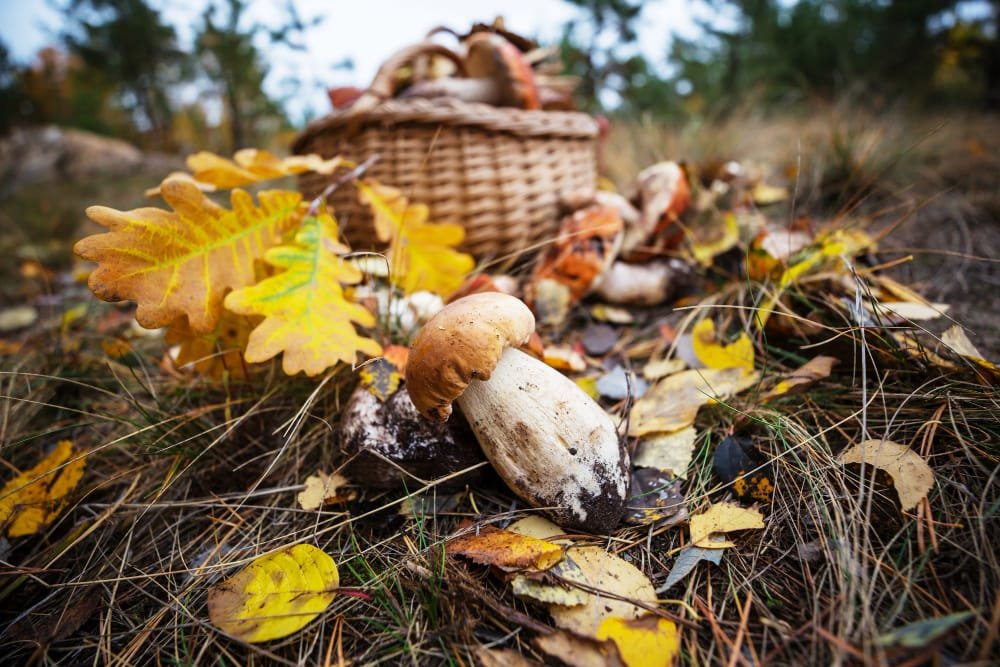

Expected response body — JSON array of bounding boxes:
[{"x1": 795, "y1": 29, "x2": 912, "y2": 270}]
[
  {"x1": 405, "y1": 293, "x2": 629, "y2": 533},
  {"x1": 402, "y1": 33, "x2": 539, "y2": 109}
]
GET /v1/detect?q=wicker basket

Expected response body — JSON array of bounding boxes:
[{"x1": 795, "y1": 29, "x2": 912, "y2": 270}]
[{"x1": 292, "y1": 97, "x2": 599, "y2": 260}]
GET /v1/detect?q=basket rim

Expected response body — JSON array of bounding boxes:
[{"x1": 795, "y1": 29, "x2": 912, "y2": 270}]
[{"x1": 292, "y1": 98, "x2": 599, "y2": 153}]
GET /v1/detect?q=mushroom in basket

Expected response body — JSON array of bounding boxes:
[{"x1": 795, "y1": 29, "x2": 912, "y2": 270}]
[{"x1": 405, "y1": 292, "x2": 629, "y2": 533}]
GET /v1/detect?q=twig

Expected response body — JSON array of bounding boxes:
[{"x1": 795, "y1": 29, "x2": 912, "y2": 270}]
[{"x1": 306, "y1": 154, "x2": 380, "y2": 217}]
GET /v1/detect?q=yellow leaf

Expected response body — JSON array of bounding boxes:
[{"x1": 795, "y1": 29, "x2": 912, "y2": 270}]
[
  {"x1": 508, "y1": 515, "x2": 572, "y2": 545},
  {"x1": 186, "y1": 149, "x2": 343, "y2": 188},
  {"x1": 297, "y1": 471, "x2": 351, "y2": 511},
  {"x1": 595, "y1": 615, "x2": 679, "y2": 667},
  {"x1": 689, "y1": 502, "x2": 765, "y2": 548},
  {"x1": 224, "y1": 215, "x2": 382, "y2": 376},
  {"x1": 629, "y1": 368, "x2": 761, "y2": 437},
  {"x1": 357, "y1": 180, "x2": 475, "y2": 296},
  {"x1": 549, "y1": 546, "x2": 658, "y2": 637},
  {"x1": 751, "y1": 182, "x2": 789, "y2": 205},
  {"x1": 689, "y1": 213, "x2": 739, "y2": 267},
  {"x1": 691, "y1": 319, "x2": 754, "y2": 373},
  {"x1": 358, "y1": 357, "x2": 402, "y2": 401},
  {"x1": 941, "y1": 325, "x2": 1000, "y2": 375},
  {"x1": 763, "y1": 355, "x2": 837, "y2": 400},
  {"x1": 511, "y1": 556, "x2": 590, "y2": 606},
  {"x1": 633, "y1": 427, "x2": 697, "y2": 479},
  {"x1": 838, "y1": 439, "x2": 934, "y2": 512},
  {"x1": 0, "y1": 440, "x2": 86, "y2": 537},
  {"x1": 447, "y1": 525, "x2": 564, "y2": 572},
  {"x1": 207, "y1": 544, "x2": 339, "y2": 643},
  {"x1": 165, "y1": 312, "x2": 255, "y2": 379},
  {"x1": 76, "y1": 177, "x2": 303, "y2": 333}
]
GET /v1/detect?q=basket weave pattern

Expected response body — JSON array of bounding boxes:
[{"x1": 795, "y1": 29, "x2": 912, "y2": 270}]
[{"x1": 293, "y1": 98, "x2": 599, "y2": 260}]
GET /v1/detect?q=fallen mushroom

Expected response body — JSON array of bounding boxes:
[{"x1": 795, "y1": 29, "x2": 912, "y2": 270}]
[
  {"x1": 339, "y1": 383, "x2": 485, "y2": 489},
  {"x1": 622, "y1": 161, "x2": 692, "y2": 259},
  {"x1": 402, "y1": 32, "x2": 539, "y2": 109},
  {"x1": 405, "y1": 293, "x2": 629, "y2": 532}
]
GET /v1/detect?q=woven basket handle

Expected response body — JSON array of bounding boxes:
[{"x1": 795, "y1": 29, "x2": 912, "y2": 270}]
[{"x1": 345, "y1": 41, "x2": 466, "y2": 123}]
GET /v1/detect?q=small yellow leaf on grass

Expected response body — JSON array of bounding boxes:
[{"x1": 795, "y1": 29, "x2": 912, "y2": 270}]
[
  {"x1": 357, "y1": 180, "x2": 475, "y2": 297},
  {"x1": 692, "y1": 319, "x2": 754, "y2": 373},
  {"x1": 297, "y1": 471, "x2": 351, "y2": 511},
  {"x1": 207, "y1": 544, "x2": 338, "y2": 643},
  {"x1": 596, "y1": 615, "x2": 679, "y2": 667},
  {"x1": 447, "y1": 525, "x2": 564, "y2": 572},
  {"x1": 629, "y1": 368, "x2": 760, "y2": 437},
  {"x1": 689, "y1": 502, "x2": 765, "y2": 548},
  {"x1": 763, "y1": 355, "x2": 837, "y2": 400},
  {"x1": 549, "y1": 546, "x2": 657, "y2": 637},
  {"x1": 0, "y1": 440, "x2": 86, "y2": 537},
  {"x1": 838, "y1": 439, "x2": 934, "y2": 512}
]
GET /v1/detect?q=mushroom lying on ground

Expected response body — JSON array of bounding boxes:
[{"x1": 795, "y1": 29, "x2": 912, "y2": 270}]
[{"x1": 405, "y1": 293, "x2": 629, "y2": 533}]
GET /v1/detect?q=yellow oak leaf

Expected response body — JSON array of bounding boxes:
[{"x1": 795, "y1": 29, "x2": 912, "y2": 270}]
[
  {"x1": 207, "y1": 544, "x2": 339, "y2": 643},
  {"x1": 1, "y1": 440, "x2": 86, "y2": 538},
  {"x1": 689, "y1": 502, "x2": 765, "y2": 548},
  {"x1": 224, "y1": 214, "x2": 382, "y2": 376},
  {"x1": 187, "y1": 149, "x2": 343, "y2": 188},
  {"x1": 595, "y1": 615, "x2": 679, "y2": 667},
  {"x1": 357, "y1": 180, "x2": 475, "y2": 296},
  {"x1": 838, "y1": 439, "x2": 934, "y2": 512},
  {"x1": 763, "y1": 355, "x2": 837, "y2": 400},
  {"x1": 165, "y1": 312, "x2": 255, "y2": 380},
  {"x1": 76, "y1": 176, "x2": 304, "y2": 334},
  {"x1": 691, "y1": 319, "x2": 755, "y2": 373}
]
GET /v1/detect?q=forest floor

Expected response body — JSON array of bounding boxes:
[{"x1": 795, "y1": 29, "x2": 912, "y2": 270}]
[{"x1": 0, "y1": 105, "x2": 998, "y2": 665}]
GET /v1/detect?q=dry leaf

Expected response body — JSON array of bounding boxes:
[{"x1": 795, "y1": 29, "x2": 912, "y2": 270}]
[
  {"x1": 624, "y1": 469, "x2": 687, "y2": 526},
  {"x1": 658, "y1": 545, "x2": 723, "y2": 592},
  {"x1": 357, "y1": 180, "x2": 475, "y2": 296},
  {"x1": 0, "y1": 440, "x2": 86, "y2": 537},
  {"x1": 941, "y1": 325, "x2": 1000, "y2": 374},
  {"x1": 165, "y1": 312, "x2": 254, "y2": 379},
  {"x1": 751, "y1": 182, "x2": 789, "y2": 205},
  {"x1": 642, "y1": 357, "x2": 686, "y2": 381},
  {"x1": 508, "y1": 516, "x2": 572, "y2": 545},
  {"x1": 223, "y1": 214, "x2": 382, "y2": 376},
  {"x1": 77, "y1": 176, "x2": 303, "y2": 333},
  {"x1": 447, "y1": 525, "x2": 564, "y2": 572},
  {"x1": 544, "y1": 345, "x2": 587, "y2": 372},
  {"x1": 207, "y1": 544, "x2": 339, "y2": 643},
  {"x1": 873, "y1": 301, "x2": 950, "y2": 322},
  {"x1": 476, "y1": 646, "x2": 543, "y2": 667},
  {"x1": 297, "y1": 472, "x2": 350, "y2": 511},
  {"x1": 763, "y1": 355, "x2": 837, "y2": 400},
  {"x1": 595, "y1": 615, "x2": 679, "y2": 667},
  {"x1": 186, "y1": 149, "x2": 342, "y2": 188},
  {"x1": 549, "y1": 546, "x2": 657, "y2": 636},
  {"x1": 691, "y1": 318, "x2": 754, "y2": 373},
  {"x1": 633, "y1": 427, "x2": 697, "y2": 479},
  {"x1": 535, "y1": 629, "x2": 625, "y2": 667},
  {"x1": 629, "y1": 367, "x2": 761, "y2": 437},
  {"x1": 689, "y1": 502, "x2": 765, "y2": 548},
  {"x1": 838, "y1": 439, "x2": 934, "y2": 511}
]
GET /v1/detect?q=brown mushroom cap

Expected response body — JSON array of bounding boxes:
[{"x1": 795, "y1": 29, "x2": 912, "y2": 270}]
[
  {"x1": 406, "y1": 292, "x2": 535, "y2": 421},
  {"x1": 465, "y1": 33, "x2": 540, "y2": 109}
]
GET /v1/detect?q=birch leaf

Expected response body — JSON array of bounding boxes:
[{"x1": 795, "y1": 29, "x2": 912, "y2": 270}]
[
  {"x1": 691, "y1": 318, "x2": 754, "y2": 373},
  {"x1": 357, "y1": 180, "x2": 475, "y2": 296},
  {"x1": 76, "y1": 176, "x2": 303, "y2": 333},
  {"x1": 0, "y1": 440, "x2": 86, "y2": 538},
  {"x1": 207, "y1": 544, "x2": 339, "y2": 643},
  {"x1": 595, "y1": 615, "x2": 679, "y2": 667},
  {"x1": 224, "y1": 214, "x2": 382, "y2": 376}
]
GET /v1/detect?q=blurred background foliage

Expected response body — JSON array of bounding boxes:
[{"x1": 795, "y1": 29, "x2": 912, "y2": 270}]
[{"x1": 0, "y1": 0, "x2": 996, "y2": 151}]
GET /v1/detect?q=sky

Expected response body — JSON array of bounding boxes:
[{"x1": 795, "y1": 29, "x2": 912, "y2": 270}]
[{"x1": 0, "y1": 0, "x2": 715, "y2": 122}]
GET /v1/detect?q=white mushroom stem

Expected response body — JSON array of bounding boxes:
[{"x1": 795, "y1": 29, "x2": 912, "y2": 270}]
[
  {"x1": 456, "y1": 347, "x2": 628, "y2": 532},
  {"x1": 400, "y1": 78, "x2": 501, "y2": 105}
]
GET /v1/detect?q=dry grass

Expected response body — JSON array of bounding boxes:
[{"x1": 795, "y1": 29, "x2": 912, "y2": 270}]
[{"x1": 1, "y1": 105, "x2": 999, "y2": 665}]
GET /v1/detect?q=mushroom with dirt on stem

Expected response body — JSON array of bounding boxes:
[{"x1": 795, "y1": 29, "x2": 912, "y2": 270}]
[{"x1": 405, "y1": 292, "x2": 629, "y2": 533}]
